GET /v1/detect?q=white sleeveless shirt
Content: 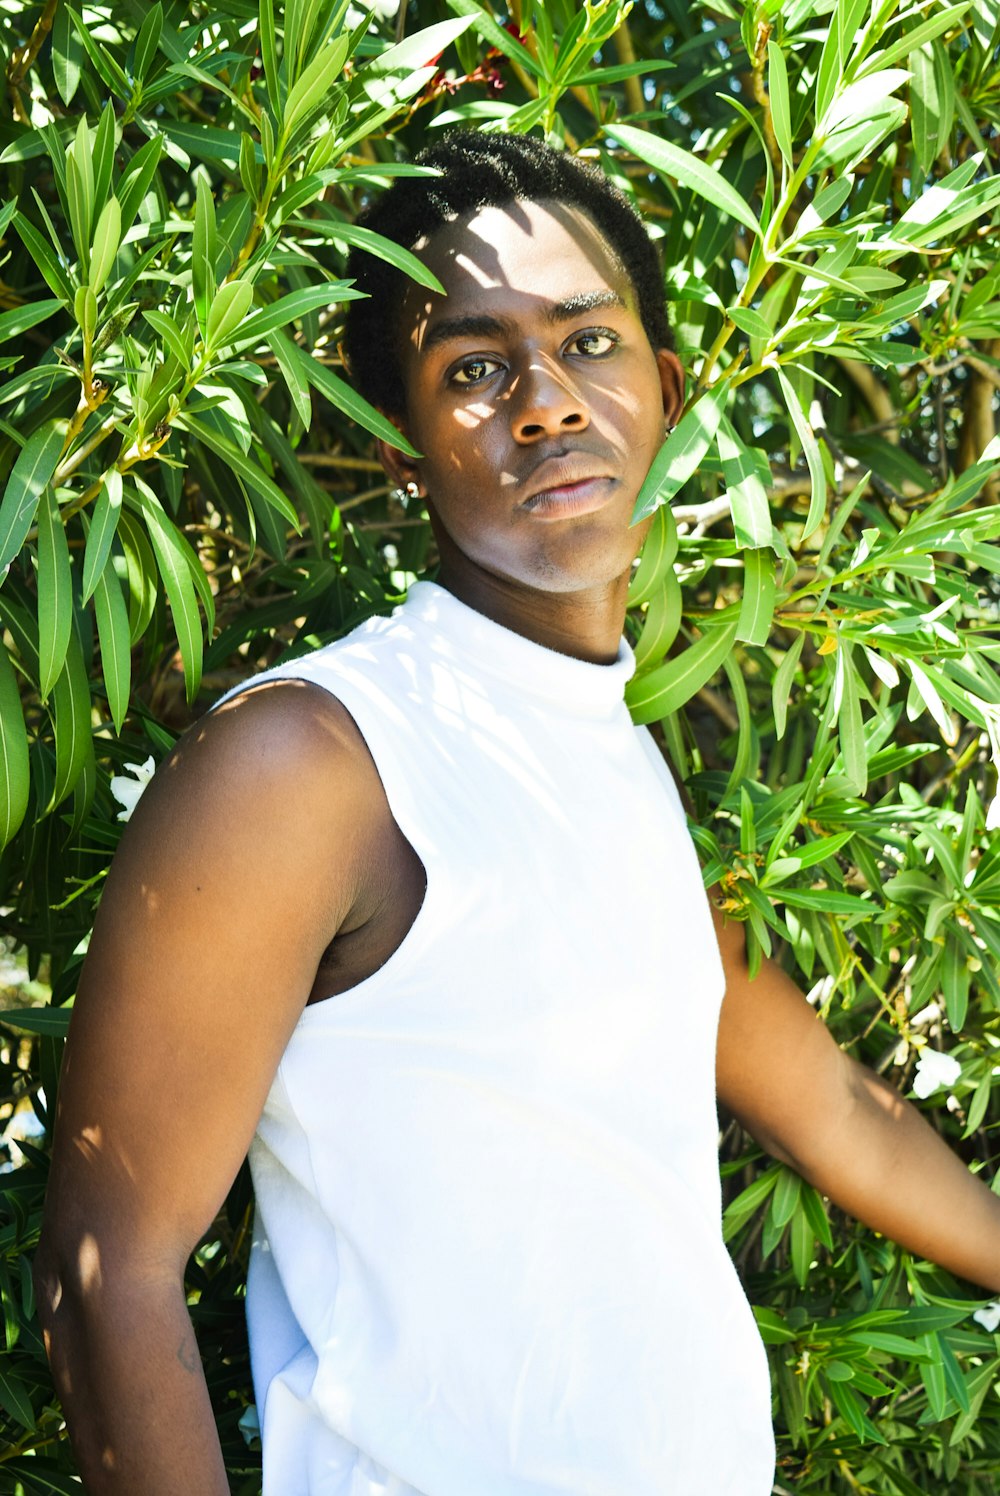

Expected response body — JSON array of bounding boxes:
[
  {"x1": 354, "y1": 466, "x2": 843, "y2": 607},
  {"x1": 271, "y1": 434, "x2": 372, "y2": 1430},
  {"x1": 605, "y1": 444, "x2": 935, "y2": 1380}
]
[{"x1": 240, "y1": 581, "x2": 774, "y2": 1495}]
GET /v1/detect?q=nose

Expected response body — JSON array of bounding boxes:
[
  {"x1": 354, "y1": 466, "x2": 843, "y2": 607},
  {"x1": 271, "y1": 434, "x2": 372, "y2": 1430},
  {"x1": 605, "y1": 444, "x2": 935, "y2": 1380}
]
[{"x1": 509, "y1": 356, "x2": 590, "y2": 443}]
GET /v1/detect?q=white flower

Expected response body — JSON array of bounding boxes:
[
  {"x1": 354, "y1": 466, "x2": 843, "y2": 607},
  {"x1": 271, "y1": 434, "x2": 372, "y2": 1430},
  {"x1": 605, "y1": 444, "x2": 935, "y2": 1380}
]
[
  {"x1": 912, "y1": 1047, "x2": 962, "y2": 1099},
  {"x1": 973, "y1": 1301, "x2": 1000, "y2": 1333},
  {"x1": 109, "y1": 756, "x2": 156, "y2": 822}
]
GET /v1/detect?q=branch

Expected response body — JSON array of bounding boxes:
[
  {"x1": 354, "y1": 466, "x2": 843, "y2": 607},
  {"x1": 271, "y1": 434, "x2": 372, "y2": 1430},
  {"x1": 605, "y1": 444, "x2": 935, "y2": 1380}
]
[{"x1": 6, "y1": 0, "x2": 59, "y2": 88}]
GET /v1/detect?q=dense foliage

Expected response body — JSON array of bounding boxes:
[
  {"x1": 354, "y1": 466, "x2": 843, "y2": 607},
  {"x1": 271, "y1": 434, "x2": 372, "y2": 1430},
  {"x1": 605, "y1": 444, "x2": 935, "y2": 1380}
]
[{"x1": 1, "y1": 0, "x2": 1000, "y2": 1490}]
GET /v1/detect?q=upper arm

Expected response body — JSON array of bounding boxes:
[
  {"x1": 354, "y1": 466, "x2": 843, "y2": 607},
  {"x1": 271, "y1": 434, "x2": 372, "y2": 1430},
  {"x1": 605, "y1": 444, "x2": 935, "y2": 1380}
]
[
  {"x1": 44, "y1": 680, "x2": 375, "y2": 1279},
  {"x1": 711, "y1": 898, "x2": 854, "y2": 1172}
]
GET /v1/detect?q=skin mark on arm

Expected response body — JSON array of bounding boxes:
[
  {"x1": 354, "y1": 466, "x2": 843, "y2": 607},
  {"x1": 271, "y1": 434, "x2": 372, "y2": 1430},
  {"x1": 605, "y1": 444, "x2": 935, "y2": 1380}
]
[{"x1": 176, "y1": 1334, "x2": 199, "y2": 1374}]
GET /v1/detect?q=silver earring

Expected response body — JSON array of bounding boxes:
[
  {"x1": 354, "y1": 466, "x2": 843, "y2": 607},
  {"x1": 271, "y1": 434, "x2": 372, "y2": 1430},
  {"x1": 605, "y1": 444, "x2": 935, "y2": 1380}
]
[{"x1": 405, "y1": 481, "x2": 420, "y2": 499}]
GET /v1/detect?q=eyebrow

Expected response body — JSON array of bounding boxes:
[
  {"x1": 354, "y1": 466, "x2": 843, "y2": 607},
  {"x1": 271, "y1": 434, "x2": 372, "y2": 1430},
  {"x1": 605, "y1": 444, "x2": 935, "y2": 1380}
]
[{"x1": 421, "y1": 290, "x2": 628, "y2": 352}]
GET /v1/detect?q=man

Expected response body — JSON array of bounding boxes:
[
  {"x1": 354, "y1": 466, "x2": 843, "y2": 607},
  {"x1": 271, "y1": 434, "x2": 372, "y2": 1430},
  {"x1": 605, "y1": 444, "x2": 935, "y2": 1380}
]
[{"x1": 34, "y1": 132, "x2": 1000, "y2": 1495}]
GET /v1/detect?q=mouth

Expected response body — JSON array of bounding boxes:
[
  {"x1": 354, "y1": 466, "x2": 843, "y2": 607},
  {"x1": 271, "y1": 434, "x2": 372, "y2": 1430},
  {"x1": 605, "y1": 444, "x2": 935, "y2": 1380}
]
[{"x1": 520, "y1": 455, "x2": 618, "y2": 520}]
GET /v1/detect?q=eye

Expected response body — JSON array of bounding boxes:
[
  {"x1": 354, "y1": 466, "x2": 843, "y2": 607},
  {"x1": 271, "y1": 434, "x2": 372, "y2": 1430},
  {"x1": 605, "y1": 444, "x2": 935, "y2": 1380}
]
[
  {"x1": 450, "y1": 356, "x2": 503, "y2": 386},
  {"x1": 567, "y1": 329, "x2": 619, "y2": 357}
]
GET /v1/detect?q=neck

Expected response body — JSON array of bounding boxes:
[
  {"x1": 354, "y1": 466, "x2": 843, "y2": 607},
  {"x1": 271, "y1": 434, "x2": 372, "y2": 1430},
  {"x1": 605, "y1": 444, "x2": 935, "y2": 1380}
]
[{"x1": 434, "y1": 548, "x2": 630, "y2": 665}]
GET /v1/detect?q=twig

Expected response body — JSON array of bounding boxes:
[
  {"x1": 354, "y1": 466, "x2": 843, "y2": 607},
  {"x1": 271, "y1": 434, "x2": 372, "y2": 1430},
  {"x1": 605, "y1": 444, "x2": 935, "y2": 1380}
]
[{"x1": 6, "y1": 0, "x2": 59, "y2": 88}]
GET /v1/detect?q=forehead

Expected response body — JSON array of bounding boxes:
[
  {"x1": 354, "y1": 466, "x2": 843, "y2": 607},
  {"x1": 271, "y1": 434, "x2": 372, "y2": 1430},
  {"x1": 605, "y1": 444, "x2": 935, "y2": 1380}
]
[{"x1": 398, "y1": 198, "x2": 636, "y2": 351}]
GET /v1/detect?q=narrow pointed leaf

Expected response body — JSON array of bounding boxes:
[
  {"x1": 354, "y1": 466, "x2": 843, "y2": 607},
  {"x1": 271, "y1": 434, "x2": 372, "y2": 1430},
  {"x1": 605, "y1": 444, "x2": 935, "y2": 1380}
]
[
  {"x1": 836, "y1": 641, "x2": 867, "y2": 795},
  {"x1": 89, "y1": 195, "x2": 122, "y2": 295},
  {"x1": 629, "y1": 504, "x2": 679, "y2": 609},
  {"x1": 294, "y1": 219, "x2": 445, "y2": 293},
  {"x1": 0, "y1": 421, "x2": 65, "y2": 577},
  {"x1": 718, "y1": 419, "x2": 771, "y2": 548},
  {"x1": 610, "y1": 123, "x2": 761, "y2": 237},
  {"x1": 12, "y1": 214, "x2": 74, "y2": 303},
  {"x1": 180, "y1": 413, "x2": 301, "y2": 529},
  {"x1": 776, "y1": 368, "x2": 826, "y2": 538},
  {"x1": 49, "y1": 623, "x2": 91, "y2": 808},
  {"x1": 128, "y1": 495, "x2": 203, "y2": 703},
  {"x1": 93, "y1": 552, "x2": 131, "y2": 733},
  {"x1": 0, "y1": 299, "x2": 63, "y2": 345},
  {"x1": 772, "y1": 632, "x2": 805, "y2": 740},
  {"x1": 767, "y1": 43, "x2": 793, "y2": 166},
  {"x1": 82, "y1": 470, "x2": 123, "y2": 603},
  {"x1": 626, "y1": 616, "x2": 739, "y2": 725},
  {"x1": 36, "y1": 486, "x2": 73, "y2": 701},
  {"x1": 632, "y1": 383, "x2": 728, "y2": 523},
  {"x1": 0, "y1": 643, "x2": 30, "y2": 849},
  {"x1": 737, "y1": 548, "x2": 776, "y2": 646}
]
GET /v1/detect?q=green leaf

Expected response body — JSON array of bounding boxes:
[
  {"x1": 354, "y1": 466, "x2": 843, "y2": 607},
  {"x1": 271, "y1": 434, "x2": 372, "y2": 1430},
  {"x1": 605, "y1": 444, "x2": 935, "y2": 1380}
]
[
  {"x1": 737, "y1": 548, "x2": 776, "y2": 646},
  {"x1": 89, "y1": 195, "x2": 122, "y2": 296},
  {"x1": 51, "y1": 0, "x2": 84, "y2": 105},
  {"x1": 277, "y1": 335, "x2": 420, "y2": 457},
  {"x1": 439, "y1": 4, "x2": 538, "y2": 77},
  {"x1": 626, "y1": 615, "x2": 739, "y2": 725},
  {"x1": 116, "y1": 136, "x2": 164, "y2": 233},
  {"x1": 868, "y1": 3, "x2": 971, "y2": 72},
  {"x1": 790, "y1": 1206, "x2": 814, "y2": 1288},
  {"x1": 93, "y1": 551, "x2": 131, "y2": 735},
  {"x1": 0, "y1": 642, "x2": 30, "y2": 850},
  {"x1": 776, "y1": 368, "x2": 826, "y2": 539},
  {"x1": 259, "y1": 0, "x2": 280, "y2": 115},
  {"x1": 0, "y1": 1365, "x2": 36, "y2": 1429},
  {"x1": 0, "y1": 298, "x2": 63, "y2": 345},
  {"x1": 192, "y1": 174, "x2": 218, "y2": 341},
  {"x1": 632, "y1": 383, "x2": 729, "y2": 524},
  {"x1": 180, "y1": 413, "x2": 301, "y2": 532},
  {"x1": 267, "y1": 330, "x2": 312, "y2": 428},
  {"x1": 726, "y1": 305, "x2": 772, "y2": 341},
  {"x1": 609, "y1": 123, "x2": 761, "y2": 237},
  {"x1": 633, "y1": 573, "x2": 682, "y2": 671},
  {"x1": 82, "y1": 470, "x2": 123, "y2": 603},
  {"x1": 127, "y1": 489, "x2": 203, "y2": 704},
  {"x1": 92, "y1": 101, "x2": 116, "y2": 219},
  {"x1": 767, "y1": 43, "x2": 793, "y2": 166},
  {"x1": 771, "y1": 1164, "x2": 802, "y2": 1228},
  {"x1": 132, "y1": 1, "x2": 163, "y2": 83},
  {"x1": 118, "y1": 509, "x2": 158, "y2": 644},
  {"x1": 0, "y1": 420, "x2": 65, "y2": 577},
  {"x1": 723, "y1": 1165, "x2": 781, "y2": 1240},
  {"x1": 66, "y1": 5, "x2": 130, "y2": 98},
  {"x1": 628, "y1": 503, "x2": 679, "y2": 609},
  {"x1": 12, "y1": 213, "x2": 74, "y2": 303},
  {"x1": 835, "y1": 640, "x2": 867, "y2": 795},
  {"x1": 293, "y1": 217, "x2": 446, "y2": 294},
  {"x1": 142, "y1": 308, "x2": 192, "y2": 369},
  {"x1": 235, "y1": 283, "x2": 361, "y2": 349},
  {"x1": 2, "y1": 1458, "x2": 86, "y2": 1495},
  {"x1": 941, "y1": 932, "x2": 970, "y2": 1033},
  {"x1": 206, "y1": 279, "x2": 254, "y2": 351},
  {"x1": 771, "y1": 631, "x2": 804, "y2": 741},
  {"x1": 718, "y1": 419, "x2": 771, "y2": 548},
  {"x1": 36, "y1": 486, "x2": 73, "y2": 702},
  {"x1": 49, "y1": 622, "x2": 91, "y2": 809},
  {"x1": 284, "y1": 33, "x2": 351, "y2": 133}
]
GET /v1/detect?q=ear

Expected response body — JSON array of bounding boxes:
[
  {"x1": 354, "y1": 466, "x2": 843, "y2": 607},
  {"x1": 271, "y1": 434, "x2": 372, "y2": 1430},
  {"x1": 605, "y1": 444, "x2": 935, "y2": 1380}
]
[
  {"x1": 655, "y1": 349, "x2": 686, "y2": 430},
  {"x1": 376, "y1": 426, "x2": 426, "y2": 499}
]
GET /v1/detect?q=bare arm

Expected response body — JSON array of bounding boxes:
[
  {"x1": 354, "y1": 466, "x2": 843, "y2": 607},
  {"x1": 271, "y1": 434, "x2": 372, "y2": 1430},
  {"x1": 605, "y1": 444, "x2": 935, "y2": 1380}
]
[
  {"x1": 35, "y1": 681, "x2": 381, "y2": 1493},
  {"x1": 713, "y1": 902, "x2": 1000, "y2": 1293}
]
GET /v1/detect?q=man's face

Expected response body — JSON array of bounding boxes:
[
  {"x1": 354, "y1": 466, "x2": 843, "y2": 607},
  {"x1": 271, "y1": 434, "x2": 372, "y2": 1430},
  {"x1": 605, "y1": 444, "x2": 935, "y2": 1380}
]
[{"x1": 382, "y1": 199, "x2": 683, "y2": 599}]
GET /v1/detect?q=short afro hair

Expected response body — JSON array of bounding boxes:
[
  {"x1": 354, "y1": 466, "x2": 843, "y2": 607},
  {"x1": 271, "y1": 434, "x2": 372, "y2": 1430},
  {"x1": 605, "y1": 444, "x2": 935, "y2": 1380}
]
[{"x1": 344, "y1": 131, "x2": 672, "y2": 416}]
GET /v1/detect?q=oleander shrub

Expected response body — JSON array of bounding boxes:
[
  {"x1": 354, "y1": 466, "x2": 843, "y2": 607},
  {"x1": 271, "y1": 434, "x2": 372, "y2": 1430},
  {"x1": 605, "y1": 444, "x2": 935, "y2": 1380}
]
[{"x1": 1, "y1": 1, "x2": 999, "y2": 1490}]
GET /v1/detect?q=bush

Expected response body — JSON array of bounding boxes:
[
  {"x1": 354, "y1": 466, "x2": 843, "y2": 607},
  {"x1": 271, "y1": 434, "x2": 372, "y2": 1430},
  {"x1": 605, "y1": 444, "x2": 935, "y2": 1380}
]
[{"x1": 1, "y1": 1, "x2": 999, "y2": 1491}]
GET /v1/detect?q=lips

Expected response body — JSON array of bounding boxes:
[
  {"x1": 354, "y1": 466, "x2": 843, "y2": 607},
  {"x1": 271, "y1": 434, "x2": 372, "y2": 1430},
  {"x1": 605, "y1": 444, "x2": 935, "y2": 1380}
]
[{"x1": 520, "y1": 452, "x2": 618, "y2": 517}]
